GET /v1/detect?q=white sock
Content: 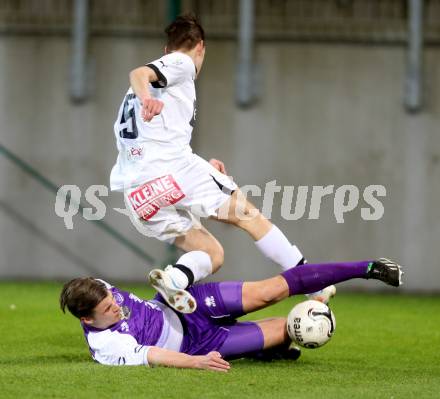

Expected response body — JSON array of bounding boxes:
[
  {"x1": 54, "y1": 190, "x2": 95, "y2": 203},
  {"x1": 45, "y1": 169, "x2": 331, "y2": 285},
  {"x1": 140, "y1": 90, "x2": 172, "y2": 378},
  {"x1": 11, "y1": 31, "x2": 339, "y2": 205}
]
[
  {"x1": 255, "y1": 225, "x2": 304, "y2": 271},
  {"x1": 167, "y1": 250, "x2": 213, "y2": 289}
]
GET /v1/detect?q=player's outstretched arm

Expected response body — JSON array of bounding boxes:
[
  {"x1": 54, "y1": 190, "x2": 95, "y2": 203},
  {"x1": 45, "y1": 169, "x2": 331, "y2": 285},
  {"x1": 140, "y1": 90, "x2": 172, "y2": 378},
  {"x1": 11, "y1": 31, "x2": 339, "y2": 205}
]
[
  {"x1": 147, "y1": 347, "x2": 230, "y2": 372},
  {"x1": 129, "y1": 66, "x2": 164, "y2": 122}
]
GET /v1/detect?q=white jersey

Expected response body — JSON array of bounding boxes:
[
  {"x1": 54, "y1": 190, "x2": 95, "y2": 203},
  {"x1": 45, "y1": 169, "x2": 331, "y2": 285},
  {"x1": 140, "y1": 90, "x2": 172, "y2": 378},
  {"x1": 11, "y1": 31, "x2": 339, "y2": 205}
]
[{"x1": 110, "y1": 51, "x2": 197, "y2": 191}]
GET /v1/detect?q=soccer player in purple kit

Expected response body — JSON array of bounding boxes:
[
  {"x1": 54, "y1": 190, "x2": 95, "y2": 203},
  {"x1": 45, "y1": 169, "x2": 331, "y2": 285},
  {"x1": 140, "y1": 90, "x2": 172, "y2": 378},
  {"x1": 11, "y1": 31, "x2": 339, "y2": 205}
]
[
  {"x1": 110, "y1": 13, "x2": 334, "y2": 312},
  {"x1": 60, "y1": 258, "x2": 402, "y2": 370}
]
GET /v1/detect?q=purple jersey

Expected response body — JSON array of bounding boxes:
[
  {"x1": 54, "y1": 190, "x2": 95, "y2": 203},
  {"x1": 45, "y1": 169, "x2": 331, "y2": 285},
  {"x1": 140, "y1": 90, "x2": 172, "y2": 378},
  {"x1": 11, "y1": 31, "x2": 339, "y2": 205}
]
[{"x1": 82, "y1": 280, "x2": 183, "y2": 366}]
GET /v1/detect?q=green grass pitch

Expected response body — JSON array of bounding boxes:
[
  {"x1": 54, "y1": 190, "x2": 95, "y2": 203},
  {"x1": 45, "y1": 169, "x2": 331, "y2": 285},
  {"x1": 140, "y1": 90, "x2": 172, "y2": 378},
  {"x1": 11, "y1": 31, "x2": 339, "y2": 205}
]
[{"x1": 1, "y1": 282, "x2": 439, "y2": 399}]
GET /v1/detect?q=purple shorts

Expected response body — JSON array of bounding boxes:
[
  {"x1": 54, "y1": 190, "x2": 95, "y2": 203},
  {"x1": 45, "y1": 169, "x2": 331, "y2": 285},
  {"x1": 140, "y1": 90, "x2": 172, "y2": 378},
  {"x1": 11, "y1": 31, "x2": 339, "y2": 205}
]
[{"x1": 158, "y1": 281, "x2": 264, "y2": 359}]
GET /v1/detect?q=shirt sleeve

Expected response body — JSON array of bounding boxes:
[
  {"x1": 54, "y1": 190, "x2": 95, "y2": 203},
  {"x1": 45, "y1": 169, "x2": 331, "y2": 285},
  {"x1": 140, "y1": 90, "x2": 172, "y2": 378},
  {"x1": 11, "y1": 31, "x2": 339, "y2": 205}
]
[
  {"x1": 146, "y1": 52, "x2": 195, "y2": 88},
  {"x1": 88, "y1": 330, "x2": 151, "y2": 366}
]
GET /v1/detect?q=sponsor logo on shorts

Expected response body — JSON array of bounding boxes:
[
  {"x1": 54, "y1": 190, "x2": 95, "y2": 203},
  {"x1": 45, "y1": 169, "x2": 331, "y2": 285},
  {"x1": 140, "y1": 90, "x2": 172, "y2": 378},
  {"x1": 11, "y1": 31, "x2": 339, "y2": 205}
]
[
  {"x1": 128, "y1": 175, "x2": 185, "y2": 221},
  {"x1": 204, "y1": 296, "x2": 216, "y2": 307}
]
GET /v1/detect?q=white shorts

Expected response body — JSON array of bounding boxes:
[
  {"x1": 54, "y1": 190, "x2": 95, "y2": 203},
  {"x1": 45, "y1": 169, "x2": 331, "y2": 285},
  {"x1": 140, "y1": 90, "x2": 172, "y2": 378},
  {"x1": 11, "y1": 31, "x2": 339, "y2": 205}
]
[{"x1": 123, "y1": 155, "x2": 237, "y2": 243}]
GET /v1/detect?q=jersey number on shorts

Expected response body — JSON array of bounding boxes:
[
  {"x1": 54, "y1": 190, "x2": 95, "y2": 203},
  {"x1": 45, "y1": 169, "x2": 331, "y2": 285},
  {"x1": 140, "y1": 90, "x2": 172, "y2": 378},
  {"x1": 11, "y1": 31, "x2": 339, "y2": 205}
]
[{"x1": 119, "y1": 93, "x2": 138, "y2": 139}]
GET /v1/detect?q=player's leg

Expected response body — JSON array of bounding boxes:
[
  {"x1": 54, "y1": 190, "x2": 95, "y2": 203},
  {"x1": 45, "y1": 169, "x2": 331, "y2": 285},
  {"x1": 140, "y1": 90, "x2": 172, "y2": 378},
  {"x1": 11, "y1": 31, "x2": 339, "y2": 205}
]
[
  {"x1": 242, "y1": 275, "x2": 289, "y2": 313},
  {"x1": 174, "y1": 225, "x2": 224, "y2": 274},
  {"x1": 242, "y1": 258, "x2": 403, "y2": 314},
  {"x1": 214, "y1": 189, "x2": 306, "y2": 269},
  {"x1": 217, "y1": 318, "x2": 298, "y2": 360},
  {"x1": 251, "y1": 318, "x2": 302, "y2": 361},
  {"x1": 123, "y1": 188, "x2": 221, "y2": 312},
  {"x1": 181, "y1": 281, "x2": 295, "y2": 359},
  {"x1": 122, "y1": 167, "x2": 227, "y2": 312},
  {"x1": 185, "y1": 281, "x2": 297, "y2": 360},
  {"x1": 179, "y1": 156, "x2": 305, "y2": 271},
  {"x1": 214, "y1": 189, "x2": 339, "y2": 303},
  {"x1": 148, "y1": 155, "x2": 236, "y2": 291},
  {"x1": 148, "y1": 226, "x2": 227, "y2": 313},
  {"x1": 167, "y1": 155, "x2": 315, "y2": 301},
  {"x1": 149, "y1": 225, "x2": 224, "y2": 285},
  {"x1": 214, "y1": 189, "x2": 335, "y2": 302},
  {"x1": 217, "y1": 190, "x2": 336, "y2": 303},
  {"x1": 254, "y1": 318, "x2": 290, "y2": 349},
  {"x1": 183, "y1": 258, "x2": 390, "y2": 320},
  {"x1": 124, "y1": 193, "x2": 218, "y2": 283}
]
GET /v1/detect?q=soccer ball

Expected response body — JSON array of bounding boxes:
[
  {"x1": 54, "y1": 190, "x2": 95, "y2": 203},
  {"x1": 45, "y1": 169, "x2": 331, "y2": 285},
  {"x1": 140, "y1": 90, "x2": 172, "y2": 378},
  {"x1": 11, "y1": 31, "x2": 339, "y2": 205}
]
[{"x1": 287, "y1": 300, "x2": 336, "y2": 348}]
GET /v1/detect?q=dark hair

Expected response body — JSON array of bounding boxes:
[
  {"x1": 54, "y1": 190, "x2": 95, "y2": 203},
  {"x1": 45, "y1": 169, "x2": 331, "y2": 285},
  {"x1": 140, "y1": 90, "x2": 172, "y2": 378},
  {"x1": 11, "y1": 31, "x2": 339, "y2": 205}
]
[
  {"x1": 60, "y1": 277, "x2": 108, "y2": 319},
  {"x1": 165, "y1": 13, "x2": 205, "y2": 52}
]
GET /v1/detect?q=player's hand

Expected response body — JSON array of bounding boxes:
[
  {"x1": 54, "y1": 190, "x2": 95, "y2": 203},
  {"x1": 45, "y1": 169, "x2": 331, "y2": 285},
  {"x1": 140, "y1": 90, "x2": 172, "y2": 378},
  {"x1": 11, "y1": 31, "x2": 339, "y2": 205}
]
[
  {"x1": 193, "y1": 351, "x2": 230, "y2": 372},
  {"x1": 209, "y1": 158, "x2": 227, "y2": 174},
  {"x1": 141, "y1": 98, "x2": 164, "y2": 122}
]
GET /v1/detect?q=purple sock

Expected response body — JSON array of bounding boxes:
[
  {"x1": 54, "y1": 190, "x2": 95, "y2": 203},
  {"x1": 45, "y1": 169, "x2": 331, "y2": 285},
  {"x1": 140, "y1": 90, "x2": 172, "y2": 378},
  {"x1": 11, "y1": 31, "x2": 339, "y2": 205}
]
[{"x1": 280, "y1": 261, "x2": 372, "y2": 296}]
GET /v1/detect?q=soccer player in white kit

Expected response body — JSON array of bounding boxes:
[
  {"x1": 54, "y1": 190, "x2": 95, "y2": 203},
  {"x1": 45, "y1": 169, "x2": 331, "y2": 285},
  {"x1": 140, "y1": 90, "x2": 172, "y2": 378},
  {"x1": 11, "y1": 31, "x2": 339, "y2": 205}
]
[{"x1": 110, "y1": 14, "x2": 333, "y2": 313}]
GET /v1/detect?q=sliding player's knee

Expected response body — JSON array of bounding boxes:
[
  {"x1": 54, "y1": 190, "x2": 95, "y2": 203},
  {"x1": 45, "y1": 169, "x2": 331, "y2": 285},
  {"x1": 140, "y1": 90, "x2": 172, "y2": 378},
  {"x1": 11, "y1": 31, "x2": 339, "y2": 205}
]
[
  {"x1": 276, "y1": 318, "x2": 288, "y2": 335},
  {"x1": 270, "y1": 319, "x2": 290, "y2": 345},
  {"x1": 259, "y1": 277, "x2": 287, "y2": 305},
  {"x1": 264, "y1": 318, "x2": 288, "y2": 337},
  {"x1": 259, "y1": 318, "x2": 290, "y2": 348},
  {"x1": 242, "y1": 282, "x2": 274, "y2": 307},
  {"x1": 258, "y1": 285, "x2": 281, "y2": 306}
]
